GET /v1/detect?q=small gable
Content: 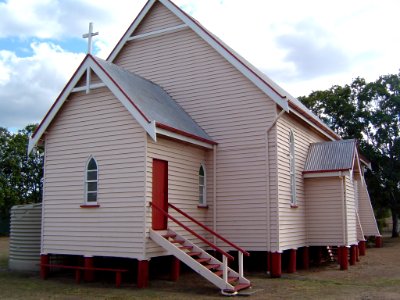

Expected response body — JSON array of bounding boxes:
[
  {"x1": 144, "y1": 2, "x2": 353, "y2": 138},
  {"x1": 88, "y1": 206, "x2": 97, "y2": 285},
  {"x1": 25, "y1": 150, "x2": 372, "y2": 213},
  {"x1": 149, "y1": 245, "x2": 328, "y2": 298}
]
[
  {"x1": 303, "y1": 139, "x2": 357, "y2": 174},
  {"x1": 29, "y1": 55, "x2": 214, "y2": 153},
  {"x1": 134, "y1": 1, "x2": 183, "y2": 36}
]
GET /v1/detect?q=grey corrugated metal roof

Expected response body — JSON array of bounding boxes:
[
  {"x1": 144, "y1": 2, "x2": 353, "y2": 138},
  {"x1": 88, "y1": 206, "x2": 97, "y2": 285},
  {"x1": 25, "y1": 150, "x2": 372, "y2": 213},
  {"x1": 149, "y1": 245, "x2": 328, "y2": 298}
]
[
  {"x1": 304, "y1": 139, "x2": 357, "y2": 173},
  {"x1": 94, "y1": 57, "x2": 212, "y2": 142}
]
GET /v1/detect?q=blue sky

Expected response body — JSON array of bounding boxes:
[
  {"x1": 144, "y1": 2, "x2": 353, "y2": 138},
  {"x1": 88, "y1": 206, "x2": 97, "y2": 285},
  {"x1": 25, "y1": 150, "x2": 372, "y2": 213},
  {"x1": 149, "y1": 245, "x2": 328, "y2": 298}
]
[{"x1": 1, "y1": 0, "x2": 400, "y2": 130}]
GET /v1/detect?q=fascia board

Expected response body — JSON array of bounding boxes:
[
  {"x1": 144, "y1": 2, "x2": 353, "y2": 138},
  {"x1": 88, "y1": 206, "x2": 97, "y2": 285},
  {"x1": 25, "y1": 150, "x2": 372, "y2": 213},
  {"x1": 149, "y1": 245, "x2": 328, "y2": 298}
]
[
  {"x1": 28, "y1": 58, "x2": 89, "y2": 153},
  {"x1": 159, "y1": 0, "x2": 289, "y2": 112},
  {"x1": 88, "y1": 60, "x2": 157, "y2": 141}
]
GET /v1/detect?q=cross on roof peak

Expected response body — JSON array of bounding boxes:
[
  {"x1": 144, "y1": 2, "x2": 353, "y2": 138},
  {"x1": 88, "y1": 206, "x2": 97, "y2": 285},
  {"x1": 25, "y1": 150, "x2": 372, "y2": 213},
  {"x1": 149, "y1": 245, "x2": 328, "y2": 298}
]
[{"x1": 82, "y1": 22, "x2": 99, "y2": 54}]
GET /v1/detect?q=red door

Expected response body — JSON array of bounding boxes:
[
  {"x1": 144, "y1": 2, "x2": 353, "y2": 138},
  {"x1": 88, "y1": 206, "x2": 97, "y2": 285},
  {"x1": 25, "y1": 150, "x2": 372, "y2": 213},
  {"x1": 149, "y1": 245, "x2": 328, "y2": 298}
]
[{"x1": 152, "y1": 159, "x2": 168, "y2": 230}]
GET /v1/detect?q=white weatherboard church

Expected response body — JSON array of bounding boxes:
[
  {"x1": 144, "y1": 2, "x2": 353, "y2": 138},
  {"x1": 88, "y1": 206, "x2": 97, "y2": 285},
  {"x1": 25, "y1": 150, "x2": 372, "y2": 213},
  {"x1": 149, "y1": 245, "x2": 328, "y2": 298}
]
[{"x1": 29, "y1": 0, "x2": 381, "y2": 294}]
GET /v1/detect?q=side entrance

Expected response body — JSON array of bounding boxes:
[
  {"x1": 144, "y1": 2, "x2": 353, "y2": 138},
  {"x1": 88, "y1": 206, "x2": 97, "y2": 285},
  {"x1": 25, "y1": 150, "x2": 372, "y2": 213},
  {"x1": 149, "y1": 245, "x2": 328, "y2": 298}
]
[{"x1": 152, "y1": 159, "x2": 168, "y2": 230}]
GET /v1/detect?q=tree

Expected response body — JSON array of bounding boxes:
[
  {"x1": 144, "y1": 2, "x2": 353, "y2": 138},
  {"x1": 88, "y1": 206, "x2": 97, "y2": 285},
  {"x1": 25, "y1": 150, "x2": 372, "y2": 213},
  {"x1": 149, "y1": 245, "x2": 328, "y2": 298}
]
[
  {"x1": 299, "y1": 72, "x2": 400, "y2": 237},
  {"x1": 0, "y1": 125, "x2": 44, "y2": 225},
  {"x1": 366, "y1": 74, "x2": 400, "y2": 237}
]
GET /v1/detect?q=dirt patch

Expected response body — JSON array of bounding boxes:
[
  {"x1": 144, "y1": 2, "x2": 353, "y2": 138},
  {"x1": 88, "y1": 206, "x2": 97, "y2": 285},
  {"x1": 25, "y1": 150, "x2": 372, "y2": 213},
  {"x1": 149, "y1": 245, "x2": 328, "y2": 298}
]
[{"x1": 1, "y1": 236, "x2": 400, "y2": 299}]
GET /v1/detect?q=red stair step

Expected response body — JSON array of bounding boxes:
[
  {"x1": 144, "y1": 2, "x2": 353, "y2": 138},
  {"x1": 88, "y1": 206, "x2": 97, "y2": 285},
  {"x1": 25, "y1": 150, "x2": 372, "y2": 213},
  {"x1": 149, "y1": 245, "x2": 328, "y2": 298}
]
[
  {"x1": 179, "y1": 246, "x2": 193, "y2": 250},
  {"x1": 228, "y1": 277, "x2": 239, "y2": 283},
  {"x1": 187, "y1": 252, "x2": 202, "y2": 257},
  {"x1": 234, "y1": 283, "x2": 251, "y2": 292},
  {"x1": 171, "y1": 239, "x2": 185, "y2": 244},
  {"x1": 214, "y1": 270, "x2": 223, "y2": 276},
  {"x1": 205, "y1": 263, "x2": 220, "y2": 270},
  {"x1": 196, "y1": 258, "x2": 211, "y2": 263},
  {"x1": 163, "y1": 233, "x2": 177, "y2": 239}
]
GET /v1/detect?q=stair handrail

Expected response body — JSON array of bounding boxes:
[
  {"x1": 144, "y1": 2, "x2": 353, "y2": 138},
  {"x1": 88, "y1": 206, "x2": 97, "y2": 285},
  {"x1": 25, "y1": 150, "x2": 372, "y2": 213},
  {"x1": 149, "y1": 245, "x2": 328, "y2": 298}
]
[
  {"x1": 150, "y1": 202, "x2": 234, "y2": 260},
  {"x1": 168, "y1": 203, "x2": 250, "y2": 257}
]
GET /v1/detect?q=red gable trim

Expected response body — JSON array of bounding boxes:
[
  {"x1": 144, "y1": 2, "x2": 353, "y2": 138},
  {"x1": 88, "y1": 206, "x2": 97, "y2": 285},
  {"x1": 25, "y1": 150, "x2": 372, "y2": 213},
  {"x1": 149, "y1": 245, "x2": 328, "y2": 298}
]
[
  {"x1": 91, "y1": 55, "x2": 151, "y2": 123},
  {"x1": 32, "y1": 55, "x2": 90, "y2": 139},
  {"x1": 288, "y1": 101, "x2": 340, "y2": 140},
  {"x1": 156, "y1": 122, "x2": 217, "y2": 145},
  {"x1": 165, "y1": 0, "x2": 286, "y2": 101}
]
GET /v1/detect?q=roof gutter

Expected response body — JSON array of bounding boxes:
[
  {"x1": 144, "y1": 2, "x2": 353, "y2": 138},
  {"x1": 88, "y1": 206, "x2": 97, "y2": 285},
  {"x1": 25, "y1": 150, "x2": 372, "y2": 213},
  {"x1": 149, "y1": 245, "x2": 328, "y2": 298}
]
[{"x1": 266, "y1": 108, "x2": 285, "y2": 252}]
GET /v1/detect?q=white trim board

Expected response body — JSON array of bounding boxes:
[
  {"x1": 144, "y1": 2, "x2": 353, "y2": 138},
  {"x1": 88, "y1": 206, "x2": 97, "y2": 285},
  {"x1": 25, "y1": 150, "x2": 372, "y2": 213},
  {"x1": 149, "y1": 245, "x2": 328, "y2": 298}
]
[
  {"x1": 303, "y1": 170, "x2": 351, "y2": 179},
  {"x1": 127, "y1": 24, "x2": 188, "y2": 41},
  {"x1": 107, "y1": 0, "x2": 289, "y2": 112},
  {"x1": 156, "y1": 127, "x2": 213, "y2": 149}
]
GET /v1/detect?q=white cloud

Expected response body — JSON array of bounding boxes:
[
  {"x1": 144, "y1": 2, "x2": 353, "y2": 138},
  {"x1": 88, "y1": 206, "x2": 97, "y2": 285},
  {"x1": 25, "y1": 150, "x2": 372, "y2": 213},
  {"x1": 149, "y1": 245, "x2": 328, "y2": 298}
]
[
  {"x1": 0, "y1": 0, "x2": 400, "y2": 128},
  {"x1": 0, "y1": 42, "x2": 84, "y2": 128},
  {"x1": 0, "y1": 0, "x2": 147, "y2": 56}
]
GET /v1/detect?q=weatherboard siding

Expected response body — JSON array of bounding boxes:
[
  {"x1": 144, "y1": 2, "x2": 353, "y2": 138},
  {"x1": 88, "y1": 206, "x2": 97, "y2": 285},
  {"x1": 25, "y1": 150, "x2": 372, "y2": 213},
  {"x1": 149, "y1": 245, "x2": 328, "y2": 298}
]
[
  {"x1": 305, "y1": 178, "x2": 345, "y2": 246},
  {"x1": 134, "y1": 1, "x2": 184, "y2": 36},
  {"x1": 145, "y1": 136, "x2": 209, "y2": 258},
  {"x1": 275, "y1": 113, "x2": 327, "y2": 250},
  {"x1": 114, "y1": 2, "x2": 276, "y2": 251},
  {"x1": 42, "y1": 87, "x2": 146, "y2": 258},
  {"x1": 358, "y1": 177, "x2": 380, "y2": 236},
  {"x1": 345, "y1": 176, "x2": 358, "y2": 245}
]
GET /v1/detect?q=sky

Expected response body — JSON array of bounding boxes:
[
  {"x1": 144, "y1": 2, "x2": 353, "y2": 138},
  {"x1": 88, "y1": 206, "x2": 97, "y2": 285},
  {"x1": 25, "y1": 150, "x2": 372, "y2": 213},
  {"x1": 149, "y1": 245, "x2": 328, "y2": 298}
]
[{"x1": 1, "y1": 0, "x2": 399, "y2": 131}]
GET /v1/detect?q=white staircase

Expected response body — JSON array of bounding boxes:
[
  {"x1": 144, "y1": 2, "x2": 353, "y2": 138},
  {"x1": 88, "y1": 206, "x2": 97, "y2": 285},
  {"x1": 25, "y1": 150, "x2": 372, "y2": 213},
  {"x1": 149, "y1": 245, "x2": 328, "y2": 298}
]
[{"x1": 150, "y1": 228, "x2": 251, "y2": 294}]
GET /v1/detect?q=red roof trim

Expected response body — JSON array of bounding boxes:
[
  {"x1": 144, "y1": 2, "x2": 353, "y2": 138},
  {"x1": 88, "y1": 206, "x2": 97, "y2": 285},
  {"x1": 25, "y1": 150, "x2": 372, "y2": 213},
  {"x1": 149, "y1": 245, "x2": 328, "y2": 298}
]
[
  {"x1": 156, "y1": 122, "x2": 217, "y2": 145},
  {"x1": 91, "y1": 55, "x2": 151, "y2": 123},
  {"x1": 166, "y1": 0, "x2": 286, "y2": 100},
  {"x1": 32, "y1": 55, "x2": 91, "y2": 138},
  {"x1": 288, "y1": 101, "x2": 340, "y2": 140},
  {"x1": 303, "y1": 168, "x2": 350, "y2": 174}
]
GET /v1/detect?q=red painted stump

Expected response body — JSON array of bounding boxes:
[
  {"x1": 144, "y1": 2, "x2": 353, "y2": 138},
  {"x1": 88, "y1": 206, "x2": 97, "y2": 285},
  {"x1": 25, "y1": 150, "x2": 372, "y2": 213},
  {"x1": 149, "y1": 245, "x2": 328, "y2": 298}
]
[
  {"x1": 270, "y1": 252, "x2": 281, "y2": 278},
  {"x1": 137, "y1": 260, "x2": 149, "y2": 288}
]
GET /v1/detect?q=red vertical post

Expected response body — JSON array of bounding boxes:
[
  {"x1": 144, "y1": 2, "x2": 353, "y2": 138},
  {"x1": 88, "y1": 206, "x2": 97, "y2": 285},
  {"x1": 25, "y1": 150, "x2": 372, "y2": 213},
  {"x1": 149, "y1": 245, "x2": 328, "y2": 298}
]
[
  {"x1": 287, "y1": 249, "x2": 297, "y2": 273},
  {"x1": 302, "y1": 247, "x2": 309, "y2": 270},
  {"x1": 137, "y1": 260, "x2": 149, "y2": 288},
  {"x1": 170, "y1": 256, "x2": 180, "y2": 281},
  {"x1": 270, "y1": 252, "x2": 281, "y2": 278},
  {"x1": 375, "y1": 236, "x2": 383, "y2": 248},
  {"x1": 40, "y1": 254, "x2": 49, "y2": 279},
  {"x1": 116, "y1": 271, "x2": 122, "y2": 288},
  {"x1": 337, "y1": 246, "x2": 342, "y2": 265},
  {"x1": 359, "y1": 240, "x2": 366, "y2": 256},
  {"x1": 84, "y1": 256, "x2": 94, "y2": 282},
  {"x1": 340, "y1": 246, "x2": 348, "y2": 270},
  {"x1": 349, "y1": 245, "x2": 356, "y2": 265}
]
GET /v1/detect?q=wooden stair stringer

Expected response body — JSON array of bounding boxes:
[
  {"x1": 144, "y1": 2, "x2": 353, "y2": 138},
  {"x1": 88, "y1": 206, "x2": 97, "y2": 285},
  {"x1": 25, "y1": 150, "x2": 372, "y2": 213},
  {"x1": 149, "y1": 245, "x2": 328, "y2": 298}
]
[{"x1": 149, "y1": 229, "x2": 250, "y2": 292}]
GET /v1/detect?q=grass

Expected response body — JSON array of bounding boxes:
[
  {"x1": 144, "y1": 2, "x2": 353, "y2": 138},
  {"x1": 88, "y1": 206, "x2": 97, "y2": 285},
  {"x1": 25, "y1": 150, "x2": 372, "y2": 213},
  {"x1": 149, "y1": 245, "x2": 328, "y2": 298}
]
[{"x1": 1, "y1": 236, "x2": 400, "y2": 299}]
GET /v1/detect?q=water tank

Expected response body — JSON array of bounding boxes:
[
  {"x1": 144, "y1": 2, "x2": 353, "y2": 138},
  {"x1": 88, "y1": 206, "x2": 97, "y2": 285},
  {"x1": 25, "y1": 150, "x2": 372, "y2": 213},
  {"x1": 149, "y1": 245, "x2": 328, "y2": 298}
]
[{"x1": 9, "y1": 203, "x2": 42, "y2": 272}]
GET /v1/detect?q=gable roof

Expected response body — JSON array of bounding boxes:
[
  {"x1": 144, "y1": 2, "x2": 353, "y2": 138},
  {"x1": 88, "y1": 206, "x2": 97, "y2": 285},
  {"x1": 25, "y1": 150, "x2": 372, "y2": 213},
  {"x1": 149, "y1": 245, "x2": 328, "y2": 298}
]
[
  {"x1": 303, "y1": 139, "x2": 357, "y2": 174},
  {"x1": 108, "y1": 0, "x2": 340, "y2": 141},
  {"x1": 94, "y1": 57, "x2": 212, "y2": 142},
  {"x1": 29, "y1": 54, "x2": 215, "y2": 153}
]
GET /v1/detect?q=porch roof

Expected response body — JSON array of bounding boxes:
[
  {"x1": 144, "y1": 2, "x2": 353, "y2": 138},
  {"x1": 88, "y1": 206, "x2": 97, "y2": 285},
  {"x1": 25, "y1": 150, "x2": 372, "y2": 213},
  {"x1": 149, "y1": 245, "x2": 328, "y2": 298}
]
[{"x1": 303, "y1": 139, "x2": 357, "y2": 173}]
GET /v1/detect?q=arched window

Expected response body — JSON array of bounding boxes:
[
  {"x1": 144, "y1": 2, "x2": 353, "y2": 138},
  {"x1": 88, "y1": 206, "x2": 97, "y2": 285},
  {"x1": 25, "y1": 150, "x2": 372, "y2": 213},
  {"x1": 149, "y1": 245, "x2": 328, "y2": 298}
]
[
  {"x1": 198, "y1": 164, "x2": 206, "y2": 206},
  {"x1": 289, "y1": 130, "x2": 297, "y2": 206},
  {"x1": 86, "y1": 157, "x2": 98, "y2": 203}
]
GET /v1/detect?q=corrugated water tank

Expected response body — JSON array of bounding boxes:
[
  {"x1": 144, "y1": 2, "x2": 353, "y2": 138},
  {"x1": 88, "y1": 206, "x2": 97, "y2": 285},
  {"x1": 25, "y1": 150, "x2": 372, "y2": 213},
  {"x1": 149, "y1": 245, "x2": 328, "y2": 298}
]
[{"x1": 9, "y1": 203, "x2": 42, "y2": 272}]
